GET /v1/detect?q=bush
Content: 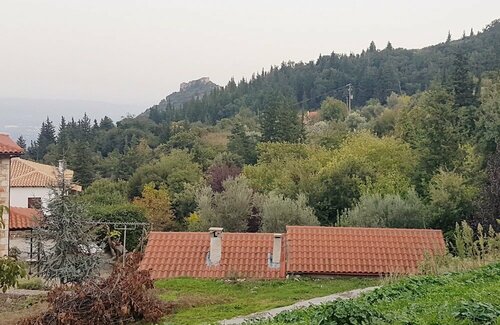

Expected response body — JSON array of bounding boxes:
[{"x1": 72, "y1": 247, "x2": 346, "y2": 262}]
[
  {"x1": 17, "y1": 277, "x2": 45, "y2": 290},
  {"x1": 0, "y1": 256, "x2": 26, "y2": 292},
  {"x1": 340, "y1": 190, "x2": 427, "y2": 228},
  {"x1": 90, "y1": 204, "x2": 147, "y2": 251},
  {"x1": 21, "y1": 254, "x2": 170, "y2": 325},
  {"x1": 454, "y1": 300, "x2": 500, "y2": 325}
]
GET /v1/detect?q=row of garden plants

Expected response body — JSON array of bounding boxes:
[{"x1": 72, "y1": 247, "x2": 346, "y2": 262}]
[{"x1": 252, "y1": 262, "x2": 500, "y2": 325}]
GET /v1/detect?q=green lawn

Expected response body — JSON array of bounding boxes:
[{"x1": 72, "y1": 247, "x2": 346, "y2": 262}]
[
  {"x1": 154, "y1": 277, "x2": 379, "y2": 324},
  {"x1": 254, "y1": 263, "x2": 500, "y2": 324}
]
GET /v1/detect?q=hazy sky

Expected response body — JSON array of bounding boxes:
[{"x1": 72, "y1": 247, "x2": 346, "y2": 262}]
[{"x1": 1, "y1": 0, "x2": 499, "y2": 110}]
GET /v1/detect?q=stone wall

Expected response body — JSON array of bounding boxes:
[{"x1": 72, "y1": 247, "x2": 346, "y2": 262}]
[{"x1": 0, "y1": 157, "x2": 10, "y2": 256}]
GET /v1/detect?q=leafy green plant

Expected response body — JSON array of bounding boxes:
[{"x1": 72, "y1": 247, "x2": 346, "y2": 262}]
[
  {"x1": 17, "y1": 277, "x2": 46, "y2": 290},
  {"x1": 453, "y1": 300, "x2": 500, "y2": 324},
  {"x1": 0, "y1": 256, "x2": 27, "y2": 292}
]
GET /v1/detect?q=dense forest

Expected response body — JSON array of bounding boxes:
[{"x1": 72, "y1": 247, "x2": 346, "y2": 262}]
[{"x1": 19, "y1": 19, "x2": 500, "y2": 240}]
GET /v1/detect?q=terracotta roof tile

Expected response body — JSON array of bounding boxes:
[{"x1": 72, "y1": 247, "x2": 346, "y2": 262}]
[
  {"x1": 10, "y1": 158, "x2": 79, "y2": 190},
  {"x1": 9, "y1": 207, "x2": 41, "y2": 230},
  {"x1": 286, "y1": 226, "x2": 445, "y2": 275},
  {"x1": 0, "y1": 133, "x2": 23, "y2": 155},
  {"x1": 140, "y1": 232, "x2": 285, "y2": 279}
]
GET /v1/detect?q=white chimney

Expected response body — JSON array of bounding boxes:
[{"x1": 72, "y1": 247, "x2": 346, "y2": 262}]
[
  {"x1": 271, "y1": 233, "x2": 282, "y2": 266},
  {"x1": 208, "y1": 227, "x2": 223, "y2": 266}
]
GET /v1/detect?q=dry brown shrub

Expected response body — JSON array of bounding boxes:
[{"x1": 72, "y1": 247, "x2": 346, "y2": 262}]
[{"x1": 20, "y1": 253, "x2": 172, "y2": 325}]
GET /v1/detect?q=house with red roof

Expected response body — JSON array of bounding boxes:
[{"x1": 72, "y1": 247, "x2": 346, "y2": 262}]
[
  {"x1": 10, "y1": 158, "x2": 82, "y2": 210},
  {"x1": 0, "y1": 133, "x2": 24, "y2": 256},
  {"x1": 139, "y1": 226, "x2": 445, "y2": 279}
]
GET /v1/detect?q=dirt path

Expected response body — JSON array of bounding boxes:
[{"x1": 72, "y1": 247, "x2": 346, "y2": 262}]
[{"x1": 219, "y1": 286, "x2": 379, "y2": 324}]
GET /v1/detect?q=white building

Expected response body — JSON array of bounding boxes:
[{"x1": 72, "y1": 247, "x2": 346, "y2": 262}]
[{"x1": 10, "y1": 158, "x2": 82, "y2": 209}]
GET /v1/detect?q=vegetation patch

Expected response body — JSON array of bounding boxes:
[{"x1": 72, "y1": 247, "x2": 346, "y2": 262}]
[
  {"x1": 155, "y1": 277, "x2": 378, "y2": 325},
  {"x1": 253, "y1": 263, "x2": 500, "y2": 325}
]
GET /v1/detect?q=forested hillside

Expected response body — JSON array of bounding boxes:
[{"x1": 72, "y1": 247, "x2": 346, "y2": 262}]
[
  {"x1": 20, "y1": 19, "x2": 500, "y2": 241},
  {"x1": 148, "y1": 19, "x2": 500, "y2": 124}
]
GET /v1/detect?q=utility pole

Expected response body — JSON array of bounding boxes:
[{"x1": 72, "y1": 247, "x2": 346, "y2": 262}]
[{"x1": 347, "y1": 83, "x2": 353, "y2": 113}]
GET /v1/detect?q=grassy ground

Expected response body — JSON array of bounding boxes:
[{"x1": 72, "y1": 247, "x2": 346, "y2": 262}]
[
  {"x1": 254, "y1": 262, "x2": 500, "y2": 324},
  {"x1": 155, "y1": 277, "x2": 379, "y2": 325}
]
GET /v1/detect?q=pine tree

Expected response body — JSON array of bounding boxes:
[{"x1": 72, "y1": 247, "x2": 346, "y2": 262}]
[
  {"x1": 386, "y1": 41, "x2": 393, "y2": 50},
  {"x1": 451, "y1": 52, "x2": 478, "y2": 108},
  {"x1": 260, "y1": 92, "x2": 302, "y2": 143},
  {"x1": 446, "y1": 31, "x2": 452, "y2": 43},
  {"x1": 99, "y1": 116, "x2": 114, "y2": 130},
  {"x1": 369, "y1": 41, "x2": 377, "y2": 52},
  {"x1": 470, "y1": 28, "x2": 474, "y2": 37},
  {"x1": 69, "y1": 141, "x2": 95, "y2": 188},
  {"x1": 16, "y1": 136, "x2": 26, "y2": 150},
  {"x1": 34, "y1": 117, "x2": 56, "y2": 161},
  {"x1": 35, "y1": 169, "x2": 100, "y2": 283},
  {"x1": 227, "y1": 123, "x2": 258, "y2": 164}
]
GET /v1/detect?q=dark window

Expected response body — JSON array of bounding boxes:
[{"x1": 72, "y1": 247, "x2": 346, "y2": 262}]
[{"x1": 28, "y1": 197, "x2": 42, "y2": 209}]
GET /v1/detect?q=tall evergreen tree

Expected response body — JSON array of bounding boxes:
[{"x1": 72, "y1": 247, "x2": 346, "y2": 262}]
[
  {"x1": 33, "y1": 117, "x2": 56, "y2": 161},
  {"x1": 35, "y1": 170, "x2": 100, "y2": 283},
  {"x1": 227, "y1": 123, "x2": 258, "y2": 164},
  {"x1": 69, "y1": 141, "x2": 96, "y2": 188},
  {"x1": 260, "y1": 93, "x2": 302, "y2": 143},
  {"x1": 446, "y1": 31, "x2": 452, "y2": 43},
  {"x1": 16, "y1": 136, "x2": 26, "y2": 150}
]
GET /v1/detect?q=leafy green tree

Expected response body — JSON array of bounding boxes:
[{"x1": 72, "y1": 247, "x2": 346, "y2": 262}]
[
  {"x1": 428, "y1": 169, "x2": 479, "y2": 235},
  {"x1": 476, "y1": 74, "x2": 500, "y2": 155},
  {"x1": 396, "y1": 86, "x2": 460, "y2": 176},
  {"x1": 195, "y1": 177, "x2": 254, "y2": 232},
  {"x1": 258, "y1": 193, "x2": 319, "y2": 232},
  {"x1": 133, "y1": 183, "x2": 176, "y2": 231},
  {"x1": 319, "y1": 97, "x2": 348, "y2": 121},
  {"x1": 345, "y1": 112, "x2": 367, "y2": 131},
  {"x1": 311, "y1": 132, "x2": 417, "y2": 224},
  {"x1": 89, "y1": 204, "x2": 147, "y2": 251},
  {"x1": 244, "y1": 142, "x2": 329, "y2": 197},
  {"x1": 306, "y1": 121, "x2": 349, "y2": 149},
  {"x1": 128, "y1": 149, "x2": 202, "y2": 198},
  {"x1": 472, "y1": 146, "x2": 500, "y2": 231},
  {"x1": 340, "y1": 190, "x2": 427, "y2": 228},
  {"x1": 79, "y1": 179, "x2": 128, "y2": 206}
]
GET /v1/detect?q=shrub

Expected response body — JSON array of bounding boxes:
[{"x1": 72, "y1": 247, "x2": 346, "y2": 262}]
[
  {"x1": 20, "y1": 253, "x2": 171, "y2": 325},
  {"x1": 17, "y1": 277, "x2": 45, "y2": 290},
  {"x1": 340, "y1": 190, "x2": 427, "y2": 228},
  {"x1": 453, "y1": 300, "x2": 500, "y2": 325},
  {"x1": 0, "y1": 256, "x2": 26, "y2": 292},
  {"x1": 90, "y1": 204, "x2": 147, "y2": 251}
]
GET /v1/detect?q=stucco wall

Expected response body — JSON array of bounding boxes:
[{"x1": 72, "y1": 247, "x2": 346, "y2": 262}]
[
  {"x1": 0, "y1": 157, "x2": 10, "y2": 256},
  {"x1": 10, "y1": 187, "x2": 52, "y2": 209}
]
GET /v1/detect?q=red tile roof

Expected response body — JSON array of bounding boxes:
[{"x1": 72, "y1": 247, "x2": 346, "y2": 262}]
[
  {"x1": 286, "y1": 226, "x2": 446, "y2": 275},
  {"x1": 0, "y1": 133, "x2": 23, "y2": 156},
  {"x1": 9, "y1": 207, "x2": 41, "y2": 230},
  {"x1": 10, "y1": 158, "x2": 81, "y2": 191},
  {"x1": 140, "y1": 232, "x2": 285, "y2": 279},
  {"x1": 140, "y1": 226, "x2": 446, "y2": 280}
]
